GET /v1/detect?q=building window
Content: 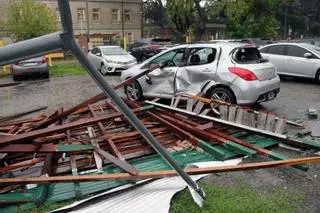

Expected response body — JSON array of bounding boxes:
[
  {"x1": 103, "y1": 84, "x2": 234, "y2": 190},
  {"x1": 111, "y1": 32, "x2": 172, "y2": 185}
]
[
  {"x1": 124, "y1": 9, "x2": 131, "y2": 22},
  {"x1": 112, "y1": 9, "x2": 120, "y2": 22},
  {"x1": 92, "y1": 8, "x2": 100, "y2": 21},
  {"x1": 55, "y1": 8, "x2": 61, "y2": 21},
  {"x1": 77, "y1": 8, "x2": 86, "y2": 21},
  {"x1": 125, "y1": 32, "x2": 134, "y2": 43}
]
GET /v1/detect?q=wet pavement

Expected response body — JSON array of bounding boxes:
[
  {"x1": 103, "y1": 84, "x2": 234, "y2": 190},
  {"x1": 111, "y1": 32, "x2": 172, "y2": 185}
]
[{"x1": 0, "y1": 74, "x2": 122, "y2": 117}]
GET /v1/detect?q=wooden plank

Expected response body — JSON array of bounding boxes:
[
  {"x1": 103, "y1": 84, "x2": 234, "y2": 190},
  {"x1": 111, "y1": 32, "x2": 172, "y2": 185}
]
[
  {"x1": 257, "y1": 111, "x2": 267, "y2": 130},
  {"x1": 87, "y1": 127, "x2": 103, "y2": 172},
  {"x1": 186, "y1": 98, "x2": 194, "y2": 111},
  {"x1": 0, "y1": 158, "x2": 45, "y2": 173},
  {"x1": 235, "y1": 108, "x2": 244, "y2": 124},
  {"x1": 193, "y1": 101, "x2": 205, "y2": 114},
  {"x1": 265, "y1": 113, "x2": 276, "y2": 132},
  {"x1": 219, "y1": 105, "x2": 228, "y2": 120},
  {"x1": 1, "y1": 156, "x2": 319, "y2": 184},
  {"x1": 201, "y1": 108, "x2": 211, "y2": 115},
  {"x1": 0, "y1": 106, "x2": 153, "y2": 146},
  {"x1": 146, "y1": 101, "x2": 287, "y2": 139},
  {"x1": 241, "y1": 109, "x2": 249, "y2": 126},
  {"x1": 274, "y1": 118, "x2": 286, "y2": 134},
  {"x1": 247, "y1": 112, "x2": 256, "y2": 127},
  {"x1": 228, "y1": 106, "x2": 237, "y2": 122},
  {"x1": 172, "y1": 96, "x2": 181, "y2": 108}
]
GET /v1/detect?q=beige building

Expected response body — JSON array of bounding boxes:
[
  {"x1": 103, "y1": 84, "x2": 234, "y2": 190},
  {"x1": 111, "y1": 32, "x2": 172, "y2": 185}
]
[{"x1": 0, "y1": 0, "x2": 142, "y2": 44}]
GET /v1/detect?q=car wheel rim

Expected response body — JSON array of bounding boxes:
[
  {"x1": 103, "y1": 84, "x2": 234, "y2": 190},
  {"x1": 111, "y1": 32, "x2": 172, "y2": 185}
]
[
  {"x1": 100, "y1": 65, "x2": 107, "y2": 75},
  {"x1": 211, "y1": 91, "x2": 231, "y2": 103},
  {"x1": 126, "y1": 83, "x2": 140, "y2": 100}
]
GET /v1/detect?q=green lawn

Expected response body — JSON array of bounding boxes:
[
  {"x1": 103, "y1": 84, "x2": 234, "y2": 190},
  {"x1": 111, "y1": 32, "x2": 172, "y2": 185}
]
[
  {"x1": 49, "y1": 62, "x2": 86, "y2": 77},
  {"x1": 170, "y1": 181, "x2": 302, "y2": 213}
]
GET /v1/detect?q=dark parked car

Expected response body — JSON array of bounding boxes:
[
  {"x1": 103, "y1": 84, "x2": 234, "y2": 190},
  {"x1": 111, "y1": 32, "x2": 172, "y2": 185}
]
[
  {"x1": 10, "y1": 56, "x2": 49, "y2": 80},
  {"x1": 128, "y1": 38, "x2": 173, "y2": 63}
]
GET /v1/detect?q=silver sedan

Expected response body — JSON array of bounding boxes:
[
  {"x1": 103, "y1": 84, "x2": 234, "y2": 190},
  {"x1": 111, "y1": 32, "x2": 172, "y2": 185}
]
[
  {"x1": 121, "y1": 42, "x2": 280, "y2": 105},
  {"x1": 259, "y1": 43, "x2": 320, "y2": 82},
  {"x1": 88, "y1": 46, "x2": 137, "y2": 75}
]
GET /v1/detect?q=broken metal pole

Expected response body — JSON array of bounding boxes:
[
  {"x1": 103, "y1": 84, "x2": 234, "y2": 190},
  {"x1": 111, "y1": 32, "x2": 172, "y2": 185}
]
[{"x1": 0, "y1": 0, "x2": 205, "y2": 202}]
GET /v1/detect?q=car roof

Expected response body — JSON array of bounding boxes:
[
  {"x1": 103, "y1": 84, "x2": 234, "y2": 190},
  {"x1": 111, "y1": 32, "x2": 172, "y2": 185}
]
[
  {"x1": 169, "y1": 42, "x2": 253, "y2": 50},
  {"x1": 260, "y1": 42, "x2": 308, "y2": 48},
  {"x1": 97, "y1": 45, "x2": 121, "y2": 48}
]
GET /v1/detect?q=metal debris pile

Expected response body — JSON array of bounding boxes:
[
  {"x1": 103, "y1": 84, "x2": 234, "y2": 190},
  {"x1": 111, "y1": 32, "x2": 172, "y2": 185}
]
[{"x1": 1, "y1": 85, "x2": 320, "y2": 211}]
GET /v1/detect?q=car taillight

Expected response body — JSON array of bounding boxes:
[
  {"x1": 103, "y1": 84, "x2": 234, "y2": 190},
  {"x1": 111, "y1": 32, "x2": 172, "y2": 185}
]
[
  {"x1": 15, "y1": 62, "x2": 20, "y2": 65},
  {"x1": 148, "y1": 45, "x2": 160, "y2": 49},
  {"x1": 41, "y1": 58, "x2": 47, "y2": 64},
  {"x1": 228, "y1": 67, "x2": 257, "y2": 81}
]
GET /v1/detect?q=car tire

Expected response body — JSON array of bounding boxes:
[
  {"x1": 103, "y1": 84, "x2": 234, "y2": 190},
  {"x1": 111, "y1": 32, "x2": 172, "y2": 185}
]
[
  {"x1": 208, "y1": 87, "x2": 236, "y2": 104},
  {"x1": 99, "y1": 63, "x2": 108, "y2": 75},
  {"x1": 124, "y1": 80, "x2": 144, "y2": 101},
  {"x1": 316, "y1": 70, "x2": 320, "y2": 84}
]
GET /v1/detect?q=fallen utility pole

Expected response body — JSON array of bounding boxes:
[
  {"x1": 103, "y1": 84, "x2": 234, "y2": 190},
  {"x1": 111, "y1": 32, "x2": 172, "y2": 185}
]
[{"x1": 1, "y1": 156, "x2": 319, "y2": 184}]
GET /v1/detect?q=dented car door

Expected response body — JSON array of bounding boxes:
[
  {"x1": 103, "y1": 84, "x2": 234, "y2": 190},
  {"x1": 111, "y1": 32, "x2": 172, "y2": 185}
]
[
  {"x1": 174, "y1": 47, "x2": 219, "y2": 95},
  {"x1": 143, "y1": 48, "x2": 186, "y2": 97}
]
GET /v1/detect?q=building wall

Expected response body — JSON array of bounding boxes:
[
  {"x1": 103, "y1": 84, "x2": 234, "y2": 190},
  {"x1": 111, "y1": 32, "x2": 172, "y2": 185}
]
[{"x1": 0, "y1": 0, "x2": 142, "y2": 43}]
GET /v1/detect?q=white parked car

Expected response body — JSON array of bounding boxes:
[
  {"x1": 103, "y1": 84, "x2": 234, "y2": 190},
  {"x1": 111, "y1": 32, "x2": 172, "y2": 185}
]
[
  {"x1": 259, "y1": 43, "x2": 320, "y2": 82},
  {"x1": 121, "y1": 42, "x2": 280, "y2": 105},
  {"x1": 88, "y1": 46, "x2": 137, "y2": 75}
]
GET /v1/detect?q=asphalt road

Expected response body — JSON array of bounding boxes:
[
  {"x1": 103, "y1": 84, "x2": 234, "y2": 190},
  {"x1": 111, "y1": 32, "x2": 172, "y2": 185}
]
[{"x1": 1, "y1": 74, "x2": 320, "y2": 212}]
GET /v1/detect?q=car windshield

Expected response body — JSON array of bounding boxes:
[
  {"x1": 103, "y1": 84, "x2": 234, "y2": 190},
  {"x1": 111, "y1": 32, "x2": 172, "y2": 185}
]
[
  {"x1": 232, "y1": 47, "x2": 263, "y2": 64},
  {"x1": 102, "y1": 47, "x2": 127, "y2": 55},
  {"x1": 300, "y1": 44, "x2": 320, "y2": 54}
]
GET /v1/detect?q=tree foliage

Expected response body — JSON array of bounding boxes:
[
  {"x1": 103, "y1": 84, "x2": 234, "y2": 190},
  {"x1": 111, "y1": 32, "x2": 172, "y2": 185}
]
[
  {"x1": 4, "y1": 0, "x2": 56, "y2": 41},
  {"x1": 166, "y1": 0, "x2": 195, "y2": 38},
  {"x1": 210, "y1": 0, "x2": 291, "y2": 38}
]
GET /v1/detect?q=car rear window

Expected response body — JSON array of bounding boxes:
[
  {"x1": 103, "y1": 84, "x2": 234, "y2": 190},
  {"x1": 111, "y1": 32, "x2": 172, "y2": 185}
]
[
  {"x1": 151, "y1": 38, "x2": 172, "y2": 45},
  {"x1": 232, "y1": 47, "x2": 264, "y2": 64}
]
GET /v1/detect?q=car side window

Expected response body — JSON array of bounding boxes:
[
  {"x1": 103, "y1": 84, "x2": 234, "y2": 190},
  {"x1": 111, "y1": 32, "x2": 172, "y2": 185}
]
[
  {"x1": 91, "y1": 48, "x2": 98, "y2": 54},
  {"x1": 259, "y1": 46, "x2": 269, "y2": 53},
  {"x1": 148, "y1": 48, "x2": 186, "y2": 68},
  {"x1": 267, "y1": 45, "x2": 285, "y2": 55},
  {"x1": 187, "y1": 48, "x2": 217, "y2": 66},
  {"x1": 286, "y1": 45, "x2": 309, "y2": 58}
]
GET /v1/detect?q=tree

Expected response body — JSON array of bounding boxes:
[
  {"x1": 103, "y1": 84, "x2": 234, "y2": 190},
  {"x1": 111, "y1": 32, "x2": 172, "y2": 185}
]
[
  {"x1": 4, "y1": 0, "x2": 56, "y2": 41},
  {"x1": 143, "y1": 0, "x2": 167, "y2": 28},
  {"x1": 166, "y1": 0, "x2": 195, "y2": 42},
  {"x1": 210, "y1": 0, "x2": 292, "y2": 38}
]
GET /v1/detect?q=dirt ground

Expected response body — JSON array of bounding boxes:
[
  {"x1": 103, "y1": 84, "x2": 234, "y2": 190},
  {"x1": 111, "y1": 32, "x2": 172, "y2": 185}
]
[{"x1": 1, "y1": 74, "x2": 319, "y2": 212}]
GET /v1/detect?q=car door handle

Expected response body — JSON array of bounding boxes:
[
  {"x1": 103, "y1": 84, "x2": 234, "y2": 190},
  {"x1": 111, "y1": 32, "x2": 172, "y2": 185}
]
[{"x1": 202, "y1": 68, "x2": 211, "y2": 72}]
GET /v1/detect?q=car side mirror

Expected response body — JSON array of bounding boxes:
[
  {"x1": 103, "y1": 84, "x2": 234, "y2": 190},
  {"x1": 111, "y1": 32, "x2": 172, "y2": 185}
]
[
  {"x1": 304, "y1": 53, "x2": 312, "y2": 58},
  {"x1": 95, "y1": 52, "x2": 102, "y2": 57}
]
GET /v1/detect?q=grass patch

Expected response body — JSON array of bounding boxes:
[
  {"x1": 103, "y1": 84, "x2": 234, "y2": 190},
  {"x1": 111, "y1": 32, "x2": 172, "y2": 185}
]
[
  {"x1": 170, "y1": 181, "x2": 302, "y2": 213},
  {"x1": 49, "y1": 63, "x2": 86, "y2": 77}
]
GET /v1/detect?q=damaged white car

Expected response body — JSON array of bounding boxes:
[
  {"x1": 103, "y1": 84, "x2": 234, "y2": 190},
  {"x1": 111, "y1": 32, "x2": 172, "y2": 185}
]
[{"x1": 121, "y1": 42, "x2": 280, "y2": 105}]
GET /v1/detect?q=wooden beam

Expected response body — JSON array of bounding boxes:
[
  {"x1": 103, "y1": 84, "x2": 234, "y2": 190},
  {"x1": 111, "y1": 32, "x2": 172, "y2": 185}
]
[{"x1": 0, "y1": 156, "x2": 319, "y2": 184}]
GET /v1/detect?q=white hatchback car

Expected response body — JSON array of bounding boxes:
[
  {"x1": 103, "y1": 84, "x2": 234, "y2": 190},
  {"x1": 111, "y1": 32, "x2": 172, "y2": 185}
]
[
  {"x1": 259, "y1": 43, "x2": 320, "y2": 82},
  {"x1": 88, "y1": 46, "x2": 137, "y2": 75},
  {"x1": 121, "y1": 42, "x2": 280, "y2": 105}
]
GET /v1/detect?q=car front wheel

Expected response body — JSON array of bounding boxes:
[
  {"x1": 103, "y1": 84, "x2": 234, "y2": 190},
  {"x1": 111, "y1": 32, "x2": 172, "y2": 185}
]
[
  {"x1": 124, "y1": 80, "x2": 143, "y2": 101},
  {"x1": 209, "y1": 87, "x2": 236, "y2": 104},
  {"x1": 100, "y1": 64, "x2": 108, "y2": 75}
]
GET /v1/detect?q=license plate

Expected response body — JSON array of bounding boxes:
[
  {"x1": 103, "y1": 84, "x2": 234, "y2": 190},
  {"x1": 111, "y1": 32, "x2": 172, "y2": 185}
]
[
  {"x1": 268, "y1": 92, "x2": 275, "y2": 99},
  {"x1": 24, "y1": 63, "x2": 38, "y2": 66}
]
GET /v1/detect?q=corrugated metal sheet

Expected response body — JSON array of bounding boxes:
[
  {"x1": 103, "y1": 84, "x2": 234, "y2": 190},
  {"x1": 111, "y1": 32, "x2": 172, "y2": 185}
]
[{"x1": 52, "y1": 159, "x2": 242, "y2": 213}]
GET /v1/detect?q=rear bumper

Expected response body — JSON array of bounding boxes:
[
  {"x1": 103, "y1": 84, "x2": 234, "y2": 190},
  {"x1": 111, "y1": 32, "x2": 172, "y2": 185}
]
[
  {"x1": 11, "y1": 63, "x2": 48, "y2": 76},
  {"x1": 230, "y1": 75, "x2": 281, "y2": 105}
]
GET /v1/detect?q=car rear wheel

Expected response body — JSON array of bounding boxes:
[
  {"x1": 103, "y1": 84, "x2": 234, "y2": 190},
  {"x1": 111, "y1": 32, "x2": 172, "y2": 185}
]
[
  {"x1": 124, "y1": 80, "x2": 143, "y2": 101},
  {"x1": 209, "y1": 87, "x2": 236, "y2": 104}
]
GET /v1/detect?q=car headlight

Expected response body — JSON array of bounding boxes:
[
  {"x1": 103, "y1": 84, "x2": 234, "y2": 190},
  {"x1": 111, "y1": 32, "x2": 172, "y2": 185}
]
[{"x1": 106, "y1": 60, "x2": 118, "y2": 63}]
